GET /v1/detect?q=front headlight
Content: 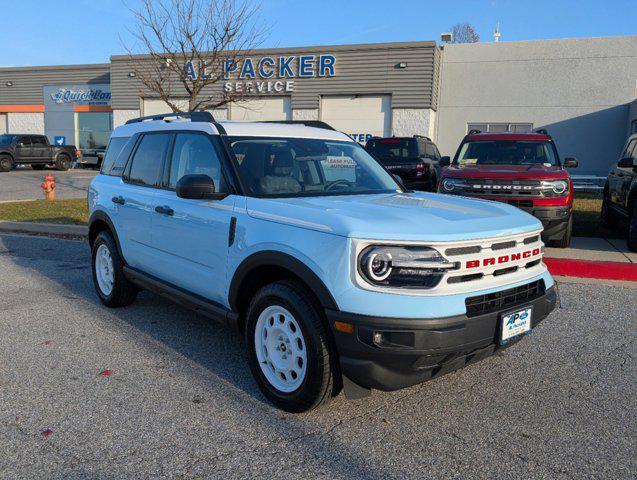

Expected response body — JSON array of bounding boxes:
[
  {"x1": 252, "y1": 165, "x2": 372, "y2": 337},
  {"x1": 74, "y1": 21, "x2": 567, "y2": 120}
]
[
  {"x1": 541, "y1": 180, "x2": 569, "y2": 196},
  {"x1": 441, "y1": 178, "x2": 466, "y2": 192},
  {"x1": 358, "y1": 245, "x2": 457, "y2": 289}
]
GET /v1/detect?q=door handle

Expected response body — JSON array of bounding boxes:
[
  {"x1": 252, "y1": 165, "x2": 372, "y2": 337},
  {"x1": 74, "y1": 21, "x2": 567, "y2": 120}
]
[
  {"x1": 155, "y1": 205, "x2": 174, "y2": 216},
  {"x1": 112, "y1": 196, "x2": 125, "y2": 205}
]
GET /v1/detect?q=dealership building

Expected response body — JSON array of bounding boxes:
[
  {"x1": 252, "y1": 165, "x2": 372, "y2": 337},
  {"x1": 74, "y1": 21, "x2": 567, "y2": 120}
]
[{"x1": 0, "y1": 35, "x2": 635, "y2": 176}]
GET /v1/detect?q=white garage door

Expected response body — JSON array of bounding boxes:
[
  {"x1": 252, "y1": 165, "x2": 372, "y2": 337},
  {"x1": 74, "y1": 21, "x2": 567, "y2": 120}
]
[
  {"x1": 141, "y1": 98, "x2": 189, "y2": 116},
  {"x1": 321, "y1": 95, "x2": 391, "y2": 143},
  {"x1": 230, "y1": 97, "x2": 291, "y2": 121},
  {"x1": 0, "y1": 114, "x2": 6, "y2": 134}
]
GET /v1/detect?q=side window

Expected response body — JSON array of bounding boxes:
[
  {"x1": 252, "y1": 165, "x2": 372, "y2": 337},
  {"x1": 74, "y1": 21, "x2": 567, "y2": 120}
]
[
  {"x1": 17, "y1": 136, "x2": 31, "y2": 147},
  {"x1": 127, "y1": 134, "x2": 171, "y2": 186},
  {"x1": 432, "y1": 144, "x2": 441, "y2": 159},
  {"x1": 624, "y1": 140, "x2": 637, "y2": 160},
  {"x1": 101, "y1": 137, "x2": 130, "y2": 176},
  {"x1": 168, "y1": 133, "x2": 225, "y2": 191},
  {"x1": 31, "y1": 136, "x2": 47, "y2": 146},
  {"x1": 425, "y1": 142, "x2": 436, "y2": 158}
]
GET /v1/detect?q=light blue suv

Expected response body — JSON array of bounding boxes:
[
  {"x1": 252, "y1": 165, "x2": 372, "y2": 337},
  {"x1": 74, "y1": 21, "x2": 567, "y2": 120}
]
[{"x1": 88, "y1": 112, "x2": 557, "y2": 412}]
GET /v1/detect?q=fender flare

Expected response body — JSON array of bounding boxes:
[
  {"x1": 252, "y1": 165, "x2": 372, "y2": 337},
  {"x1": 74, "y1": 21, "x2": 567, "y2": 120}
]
[
  {"x1": 0, "y1": 150, "x2": 14, "y2": 160},
  {"x1": 88, "y1": 210, "x2": 126, "y2": 263},
  {"x1": 228, "y1": 250, "x2": 339, "y2": 311}
]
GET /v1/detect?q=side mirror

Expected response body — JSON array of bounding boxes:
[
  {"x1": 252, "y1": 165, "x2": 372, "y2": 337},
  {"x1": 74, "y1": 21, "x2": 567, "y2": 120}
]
[
  {"x1": 563, "y1": 157, "x2": 578, "y2": 168},
  {"x1": 617, "y1": 157, "x2": 634, "y2": 168},
  {"x1": 439, "y1": 156, "x2": 451, "y2": 167},
  {"x1": 176, "y1": 174, "x2": 227, "y2": 200}
]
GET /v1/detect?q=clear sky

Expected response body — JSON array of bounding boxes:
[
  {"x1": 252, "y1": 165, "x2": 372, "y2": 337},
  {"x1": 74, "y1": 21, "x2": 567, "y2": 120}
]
[{"x1": 1, "y1": 0, "x2": 635, "y2": 67}]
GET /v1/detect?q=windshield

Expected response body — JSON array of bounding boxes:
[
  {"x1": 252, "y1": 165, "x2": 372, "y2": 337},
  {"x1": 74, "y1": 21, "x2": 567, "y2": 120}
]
[
  {"x1": 366, "y1": 138, "x2": 417, "y2": 161},
  {"x1": 455, "y1": 140, "x2": 559, "y2": 166},
  {"x1": 0, "y1": 134, "x2": 17, "y2": 144},
  {"x1": 226, "y1": 136, "x2": 401, "y2": 197}
]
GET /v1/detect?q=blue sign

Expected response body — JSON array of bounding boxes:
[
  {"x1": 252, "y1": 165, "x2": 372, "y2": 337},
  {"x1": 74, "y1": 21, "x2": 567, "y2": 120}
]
[{"x1": 54, "y1": 136, "x2": 66, "y2": 146}]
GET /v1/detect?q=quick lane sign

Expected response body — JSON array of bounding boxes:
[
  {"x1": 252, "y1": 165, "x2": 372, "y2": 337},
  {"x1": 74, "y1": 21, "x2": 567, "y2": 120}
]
[{"x1": 185, "y1": 55, "x2": 336, "y2": 94}]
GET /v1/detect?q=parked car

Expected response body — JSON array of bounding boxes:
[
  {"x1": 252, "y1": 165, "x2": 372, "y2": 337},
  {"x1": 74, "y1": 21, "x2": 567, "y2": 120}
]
[
  {"x1": 77, "y1": 146, "x2": 106, "y2": 169},
  {"x1": 365, "y1": 135, "x2": 442, "y2": 191},
  {"x1": 601, "y1": 132, "x2": 637, "y2": 251},
  {"x1": 88, "y1": 112, "x2": 556, "y2": 412},
  {"x1": 0, "y1": 134, "x2": 80, "y2": 172},
  {"x1": 438, "y1": 130, "x2": 578, "y2": 248}
]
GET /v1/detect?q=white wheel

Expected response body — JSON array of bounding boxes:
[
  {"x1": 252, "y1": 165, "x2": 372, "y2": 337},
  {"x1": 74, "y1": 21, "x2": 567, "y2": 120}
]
[
  {"x1": 254, "y1": 305, "x2": 307, "y2": 393},
  {"x1": 95, "y1": 244, "x2": 114, "y2": 296}
]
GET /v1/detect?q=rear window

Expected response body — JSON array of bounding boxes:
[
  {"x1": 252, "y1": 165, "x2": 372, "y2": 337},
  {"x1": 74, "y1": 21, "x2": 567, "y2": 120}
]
[
  {"x1": 366, "y1": 138, "x2": 418, "y2": 161},
  {"x1": 101, "y1": 137, "x2": 131, "y2": 176},
  {"x1": 455, "y1": 140, "x2": 559, "y2": 167}
]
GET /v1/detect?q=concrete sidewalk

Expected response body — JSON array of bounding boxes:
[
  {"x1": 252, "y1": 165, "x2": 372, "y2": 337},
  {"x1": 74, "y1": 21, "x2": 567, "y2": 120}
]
[{"x1": 545, "y1": 237, "x2": 636, "y2": 263}]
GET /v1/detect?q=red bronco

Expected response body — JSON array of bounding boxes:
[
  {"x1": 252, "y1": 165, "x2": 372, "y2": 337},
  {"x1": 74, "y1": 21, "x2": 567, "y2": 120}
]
[{"x1": 438, "y1": 130, "x2": 578, "y2": 247}]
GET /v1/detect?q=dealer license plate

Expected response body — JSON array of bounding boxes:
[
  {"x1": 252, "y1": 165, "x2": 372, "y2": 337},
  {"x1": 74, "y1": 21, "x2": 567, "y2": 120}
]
[{"x1": 500, "y1": 307, "x2": 532, "y2": 344}]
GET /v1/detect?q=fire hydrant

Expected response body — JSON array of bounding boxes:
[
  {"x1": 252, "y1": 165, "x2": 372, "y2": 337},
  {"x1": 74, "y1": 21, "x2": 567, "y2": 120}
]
[{"x1": 41, "y1": 173, "x2": 56, "y2": 200}]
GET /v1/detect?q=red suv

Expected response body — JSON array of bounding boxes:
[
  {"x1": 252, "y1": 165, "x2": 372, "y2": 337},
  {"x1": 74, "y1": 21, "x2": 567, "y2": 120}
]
[{"x1": 438, "y1": 130, "x2": 578, "y2": 247}]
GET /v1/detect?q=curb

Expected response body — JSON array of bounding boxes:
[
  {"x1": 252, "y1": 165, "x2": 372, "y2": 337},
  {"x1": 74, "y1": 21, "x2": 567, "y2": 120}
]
[
  {"x1": 544, "y1": 257, "x2": 637, "y2": 282},
  {"x1": 0, "y1": 221, "x2": 88, "y2": 237}
]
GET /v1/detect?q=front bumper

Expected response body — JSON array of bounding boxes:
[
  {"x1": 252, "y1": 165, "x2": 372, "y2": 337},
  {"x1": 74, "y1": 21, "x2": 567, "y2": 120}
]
[
  {"x1": 327, "y1": 285, "x2": 557, "y2": 391},
  {"x1": 518, "y1": 205, "x2": 571, "y2": 240}
]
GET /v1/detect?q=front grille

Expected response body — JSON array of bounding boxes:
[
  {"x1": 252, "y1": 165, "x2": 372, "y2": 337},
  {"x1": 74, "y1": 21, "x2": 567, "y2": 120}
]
[
  {"x1": 465, "y1": 280, "x2": 546, "y2": 318},
  {"x1": 508, "y1": 200, "x2": 534, "y2": 208}
]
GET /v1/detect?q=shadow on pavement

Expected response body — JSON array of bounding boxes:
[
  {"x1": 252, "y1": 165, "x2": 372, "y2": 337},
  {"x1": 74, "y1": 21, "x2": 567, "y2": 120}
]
[{"x1": 1, "y1": 233, "x2": 392, "y2": 479}]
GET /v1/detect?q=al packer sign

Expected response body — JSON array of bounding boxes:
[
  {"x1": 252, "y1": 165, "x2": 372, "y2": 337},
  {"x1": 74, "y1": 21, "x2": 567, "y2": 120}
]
[{"x1": 184, "y1": 54, "x2": 336, "y2": 94}]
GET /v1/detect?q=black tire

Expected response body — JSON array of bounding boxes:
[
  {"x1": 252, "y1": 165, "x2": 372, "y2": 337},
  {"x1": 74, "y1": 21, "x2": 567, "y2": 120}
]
[
  {"x1": 550, "y1": 216, "x2": 573, "y2": 248},
  {"x1": 31, "y1": 164, "x2": 46, "y2": 171},
  {"x1": 600, "y1": 189, "x2": 614, "y2": 229},
  {"x1": 0, "y1": 154, "x2": 13, "y2": 172},
  {"x1": 628, "y1": 204, "x2": 637, "y2": 253},
  {"x1": 246, "y1": 280, "x2": 340, "y2": 413},
  {"x1": 91, "y1": 231, "x2": 138, "y2": 308},
  {"x1": 55, "y1": 154, "x2": 71, "y2": 171}
]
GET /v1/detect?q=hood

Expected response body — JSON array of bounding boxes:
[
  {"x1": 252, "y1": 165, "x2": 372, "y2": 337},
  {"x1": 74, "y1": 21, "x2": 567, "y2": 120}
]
[
  {"x1": 246, "y1": 191, "x2": 542, "y2": 242},
  {"x1": 442, "y1": 164, "x2": 569, "y2": 180}
]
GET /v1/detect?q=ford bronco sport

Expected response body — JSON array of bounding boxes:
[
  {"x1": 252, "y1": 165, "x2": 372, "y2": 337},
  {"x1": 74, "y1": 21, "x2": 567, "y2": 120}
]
[
  {"x1": 365, "y1": 135, "x2": 442, "y2": 191},
  {"x1": 88, "y1": 112, "x2": 557, "y2": 412},
  {"x1": 438, "y1": 130, "x2": 578, "y2": 248},
  {"x1": 601, "y1": 132, "x2": 637, "y2": 251}
]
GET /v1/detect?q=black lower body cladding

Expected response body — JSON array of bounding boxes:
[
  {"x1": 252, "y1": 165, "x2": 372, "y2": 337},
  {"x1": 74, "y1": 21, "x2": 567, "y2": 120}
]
[{"x1": 326, "y1": 284, "x2": 557, "y2": 391}]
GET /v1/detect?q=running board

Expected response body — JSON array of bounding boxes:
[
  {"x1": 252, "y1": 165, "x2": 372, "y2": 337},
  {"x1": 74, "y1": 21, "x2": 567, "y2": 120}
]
[{"x1": 123, "y1": 266, "x2": 239, "y2": 330}]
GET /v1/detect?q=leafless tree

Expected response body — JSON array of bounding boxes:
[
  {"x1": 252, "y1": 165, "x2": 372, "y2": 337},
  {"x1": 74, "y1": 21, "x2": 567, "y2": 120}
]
[
  {"x1": 123, "y1": 0, "x2": 267, "y2": 113},
  {"x1": 450, "y1": 22, "x2": 480, "y2": 44}
]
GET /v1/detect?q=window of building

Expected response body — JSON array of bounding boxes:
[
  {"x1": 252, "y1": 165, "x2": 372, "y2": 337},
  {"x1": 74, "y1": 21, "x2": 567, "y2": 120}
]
[
  {"x1": 468, "y1": 123, "x2": 533, "y2": 133},
  {"x1": 127, "y1": 134, "x2": 171, "y2": 186},
  {"x1": 168, "y1": 133, "x2": 225, "y2": 191},
  {"x1": 77, "y1": 112, "x2": 113, "y2": 150}
]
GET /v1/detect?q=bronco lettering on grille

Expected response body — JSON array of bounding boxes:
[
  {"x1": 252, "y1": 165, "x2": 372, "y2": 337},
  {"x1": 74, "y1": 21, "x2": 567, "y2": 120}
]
[{"x1": 466, "y1": 248, "x2": 540, "y2": 269}]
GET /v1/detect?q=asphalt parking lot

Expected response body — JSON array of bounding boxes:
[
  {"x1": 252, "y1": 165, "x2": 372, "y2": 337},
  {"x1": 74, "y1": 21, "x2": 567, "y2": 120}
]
[
  {"x1": 0, "y1": 166, "x2": 96, "y2": 202},
  {"x1": 0, "y1": 233, "x2": 635, "y2": 479}
]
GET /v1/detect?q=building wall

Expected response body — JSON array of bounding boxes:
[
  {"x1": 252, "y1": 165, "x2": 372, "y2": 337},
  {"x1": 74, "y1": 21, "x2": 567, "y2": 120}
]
[
  {"x1": 436, "y1": 36, "x2": 637, "y2": 176},
  {"x1": 110, "y1": 42, "x2": 439, "y2": 111},
  {"x1": 7, "y1": 112, "x2": 44, "y2": 134},
  {"x1": 0, "y1": 64, "x2": 110, "y2": 105},
  {"x1": 392, "y1": 109, "x2": 436, "y2": 138}
]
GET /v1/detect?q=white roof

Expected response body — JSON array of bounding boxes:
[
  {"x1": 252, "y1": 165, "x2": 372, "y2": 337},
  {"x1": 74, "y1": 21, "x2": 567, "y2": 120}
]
[{"x1": 112, "y1": 117, "x2": 352, "y2": 142}]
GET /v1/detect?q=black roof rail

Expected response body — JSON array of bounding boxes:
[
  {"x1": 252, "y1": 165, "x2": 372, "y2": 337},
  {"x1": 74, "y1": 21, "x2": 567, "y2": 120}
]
[
  {"x1": 413, "y1": 134, "x2": 432, "y2": 141},
  {"x1": 125, "y1": 111, "x2": 215, "y2": 125},
  {"x1": 467, "y1": 129, "x2": 482, "y2": 135},
  {"x1": 534, "y1": 128, "x2": 549, "y2": 135},
  {"x1": 262, "y1": 120, "x2": 335, "y2": 131}
]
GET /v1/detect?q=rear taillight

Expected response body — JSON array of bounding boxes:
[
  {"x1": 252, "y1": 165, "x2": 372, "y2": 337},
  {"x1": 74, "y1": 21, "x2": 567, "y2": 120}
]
[{"x1": 412, "y1": 163, "x2": 426, "y2": 178}]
